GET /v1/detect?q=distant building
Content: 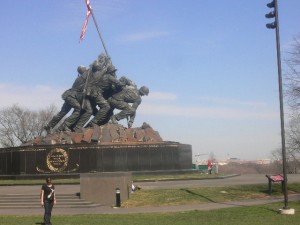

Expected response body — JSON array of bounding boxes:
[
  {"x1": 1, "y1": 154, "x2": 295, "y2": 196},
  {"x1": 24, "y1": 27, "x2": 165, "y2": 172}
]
[{"x1": 216, "y1": 158, "x2": 271, "y2": 165}]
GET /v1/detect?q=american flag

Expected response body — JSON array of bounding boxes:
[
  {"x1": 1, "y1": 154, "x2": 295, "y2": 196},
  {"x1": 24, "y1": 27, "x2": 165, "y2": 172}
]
[{"x1": 79, "y1": 0, "x2": 92, "y2": 43}]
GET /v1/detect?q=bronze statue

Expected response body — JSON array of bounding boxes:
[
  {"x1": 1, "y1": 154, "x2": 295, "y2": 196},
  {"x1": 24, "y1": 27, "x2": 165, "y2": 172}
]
[{"x1": 44, "y1": 53, "x2": 149, "y2": 133}]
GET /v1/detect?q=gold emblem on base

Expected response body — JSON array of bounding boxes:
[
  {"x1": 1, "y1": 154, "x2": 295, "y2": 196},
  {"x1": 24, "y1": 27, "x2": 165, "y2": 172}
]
[{"x1": 46, "y1": 148, "x2": 69, "y2": 172}]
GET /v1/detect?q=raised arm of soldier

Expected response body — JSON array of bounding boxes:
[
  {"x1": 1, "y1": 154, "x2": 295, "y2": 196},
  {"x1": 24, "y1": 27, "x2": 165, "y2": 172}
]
[{"x1": 108, "y1": 71, "x2": 124, "y2": 90}]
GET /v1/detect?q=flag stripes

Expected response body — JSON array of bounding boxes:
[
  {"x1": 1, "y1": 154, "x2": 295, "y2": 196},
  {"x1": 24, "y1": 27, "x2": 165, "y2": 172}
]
[{"x1": 79, "y1": 0, "x2": 92, "y2": 43}]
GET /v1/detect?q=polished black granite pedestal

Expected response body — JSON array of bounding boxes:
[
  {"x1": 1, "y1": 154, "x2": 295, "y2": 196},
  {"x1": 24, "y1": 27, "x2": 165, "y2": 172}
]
[{"x1": 0, "y1": 142, "x2": 192, "y2": 175}]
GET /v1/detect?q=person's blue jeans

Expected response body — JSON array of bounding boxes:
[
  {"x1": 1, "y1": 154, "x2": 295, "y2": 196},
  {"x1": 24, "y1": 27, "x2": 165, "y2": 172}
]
[{"x1": 44, "y1": 200, "x2": 54, "y2": 225}]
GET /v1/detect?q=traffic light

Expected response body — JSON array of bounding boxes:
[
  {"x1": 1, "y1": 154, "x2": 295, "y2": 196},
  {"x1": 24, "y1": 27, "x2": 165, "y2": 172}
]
[
  {"x1": 265, "y1": 0, "x2": 276, "y2": 29},
  {"x1": 267, "y1": 0, "x2": 275, "y2": 8}
]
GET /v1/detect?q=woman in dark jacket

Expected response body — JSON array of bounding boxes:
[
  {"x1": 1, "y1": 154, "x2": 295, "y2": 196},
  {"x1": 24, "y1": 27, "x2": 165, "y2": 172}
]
[{"x1": 41, "y1": 177, "x2": 56, "y2": 225}]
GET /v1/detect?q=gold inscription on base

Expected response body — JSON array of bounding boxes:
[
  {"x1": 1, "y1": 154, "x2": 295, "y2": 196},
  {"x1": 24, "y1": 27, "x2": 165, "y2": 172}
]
[{"x1": 46, "y1": 148, "x2": 69, "y2": 172}]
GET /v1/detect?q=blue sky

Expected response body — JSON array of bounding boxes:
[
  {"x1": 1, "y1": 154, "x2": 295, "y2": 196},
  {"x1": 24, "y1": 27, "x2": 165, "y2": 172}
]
[{"x1": 1, "y1": 0, "x2": 300, "y2": 161}]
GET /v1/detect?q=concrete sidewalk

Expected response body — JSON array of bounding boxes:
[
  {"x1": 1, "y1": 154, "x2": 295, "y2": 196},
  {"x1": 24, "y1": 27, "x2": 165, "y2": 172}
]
[{"x1": 0, "y1": 174, "x2": 299, "y2": 215}]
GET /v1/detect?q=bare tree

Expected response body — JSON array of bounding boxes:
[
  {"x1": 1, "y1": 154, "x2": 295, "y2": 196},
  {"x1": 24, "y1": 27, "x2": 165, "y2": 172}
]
[
  {"x1": 270, "y1": 145, "x2": 300, "y2": 174},
  {"x1": 285, "y1": 34, "x2": 300, "y2": 110},
  {"x1": 0, "y1": 104, "x2": 57, "y2": 147},
  {"x1": 284, "y1": 116, "x2": 300, "y2": 173},
  {"x1": 281, "y1": 34, "x2": 300, "y2": 173}
]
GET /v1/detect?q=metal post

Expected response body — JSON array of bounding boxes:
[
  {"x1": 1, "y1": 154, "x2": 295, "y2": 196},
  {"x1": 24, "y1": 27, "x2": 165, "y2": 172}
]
[
  {"x1": 87, "y1": 3, "x2": 110, "y2": 59},
  {"x1": 273, "y1": 0, "x2": 289, "y2": 209},
  {"x1": 115, "y1": 188, "x2": 121, "y2": 207}
]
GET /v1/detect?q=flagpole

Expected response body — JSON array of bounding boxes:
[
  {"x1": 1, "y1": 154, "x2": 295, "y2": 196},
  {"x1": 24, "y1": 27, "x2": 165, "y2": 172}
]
[{"x1": 87, "y1": 3, "x2": 110, "y2": 59}]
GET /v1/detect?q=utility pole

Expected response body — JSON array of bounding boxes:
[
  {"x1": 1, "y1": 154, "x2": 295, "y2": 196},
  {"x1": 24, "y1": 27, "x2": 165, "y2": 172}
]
[{"x1": 265, "y1": 0, "x2": 294, "y2": 215}]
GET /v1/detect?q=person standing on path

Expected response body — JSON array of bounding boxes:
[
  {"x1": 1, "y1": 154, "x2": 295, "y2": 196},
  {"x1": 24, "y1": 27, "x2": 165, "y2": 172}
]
[{"x1": 41, "y1": 177, "x2": 56, "y2": 225}]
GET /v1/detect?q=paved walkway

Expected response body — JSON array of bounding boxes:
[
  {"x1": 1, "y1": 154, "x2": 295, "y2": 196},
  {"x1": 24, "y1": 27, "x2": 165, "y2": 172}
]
[{"x1": 1, "y1": 174, "x2": 299, "y2": 215}]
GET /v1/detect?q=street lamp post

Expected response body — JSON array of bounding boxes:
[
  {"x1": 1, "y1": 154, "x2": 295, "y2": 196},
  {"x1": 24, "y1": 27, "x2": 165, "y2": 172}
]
[{"x1": 265, "y1": 0, "x2": 294, "y2": 214}]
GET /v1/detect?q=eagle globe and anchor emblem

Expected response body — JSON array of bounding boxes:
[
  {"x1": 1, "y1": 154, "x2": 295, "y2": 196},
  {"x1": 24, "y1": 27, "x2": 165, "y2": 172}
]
[
  {"x1": 36, "y1": 148, "x2": 79, "y2": 173},
  {"x1": 47, "y1": 148, "x2": 69, "y2": 172}
]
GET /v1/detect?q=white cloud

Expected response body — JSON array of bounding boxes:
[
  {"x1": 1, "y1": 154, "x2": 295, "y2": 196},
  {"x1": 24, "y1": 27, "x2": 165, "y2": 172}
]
[
  {"x1": 140, "y1": 93, "x2": 278, "y2": 120},
  {"x1": 197, "y1": 96, "x2": 268, "y2": 108},
  {"x1": 0, "y1": 84, "x2": 278, "y2": 121},
  {"x1": 0, "y1": 83, "x2": 63, "y2": 110},
  {"x1": 139, "y1": 103, "x2": 278, "y2": 120}
]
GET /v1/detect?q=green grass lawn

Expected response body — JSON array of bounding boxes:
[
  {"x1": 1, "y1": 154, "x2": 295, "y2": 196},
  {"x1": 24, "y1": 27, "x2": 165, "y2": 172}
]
[
  {"x1": 0, "y1": 202, "x2": 299, "y2": 225},
  {"x1": 132, "y1": 173, "x2": 223, "y2": 181},
  {"x1": 1, "y1": 177, "x2": 299, "y2": 225},
  {"x1": 0, "y1": 173, "x2": 223, "y2": 185},
  {"x1": 0, "y1": 178, "x2": 80, "y2": 185},
  {"x1": 123, "y1": 183, "x2": 300, "y2": 207}
]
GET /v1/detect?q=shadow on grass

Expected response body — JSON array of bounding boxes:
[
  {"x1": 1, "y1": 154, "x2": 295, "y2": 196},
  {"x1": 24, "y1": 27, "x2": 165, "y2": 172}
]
[
  {"x1": 180, "y1": 189, "x2": 218, "y2": 203},
  {"x1": 35, "y1": 223, "x2": 44, "y2": 225},
  {"x1": 180, "y1": 188, "x2": 279, "y2": 213}
]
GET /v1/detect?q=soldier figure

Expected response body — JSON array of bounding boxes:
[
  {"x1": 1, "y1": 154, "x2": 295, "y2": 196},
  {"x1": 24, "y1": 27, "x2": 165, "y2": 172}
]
[
  {"x1": 85, "y1": 65, "x2": 124, "y2": 127},
  {"x1": 109, "y1": 86, "x2": 149, "y2": 128},
  {"x1": 44, "y1": 66, "x2": 88, "y2": 133},
  {"x1": 59, "y1": 54, "x2": 111, "y2": 131},
  {"x1": 70, "y1": 61, "x2": 107, "y2": 131}
]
